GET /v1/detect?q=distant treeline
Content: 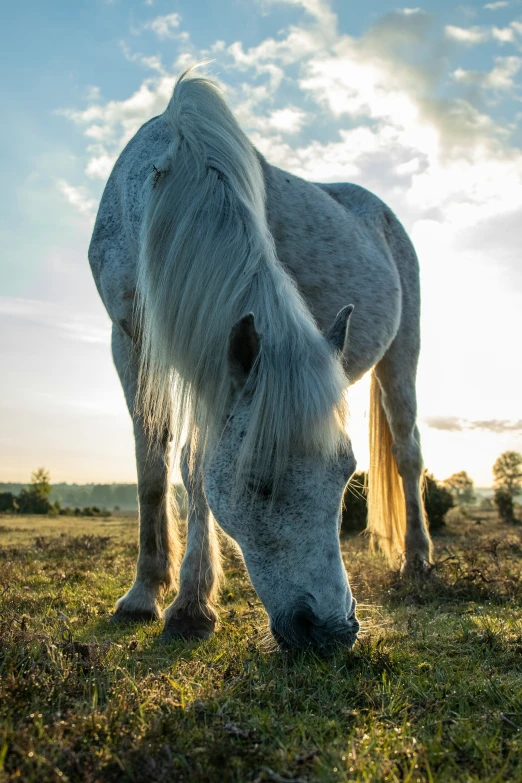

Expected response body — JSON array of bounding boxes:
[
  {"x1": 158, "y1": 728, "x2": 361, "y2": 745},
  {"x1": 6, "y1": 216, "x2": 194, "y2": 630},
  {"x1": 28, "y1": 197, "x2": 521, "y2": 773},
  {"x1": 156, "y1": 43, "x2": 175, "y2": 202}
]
[
  {"x1": 0, "y1": 482, "x2": 500, "y2": 512},
  {"x1": 0, "y1": 483, "x2": 140, "y2": 510}
]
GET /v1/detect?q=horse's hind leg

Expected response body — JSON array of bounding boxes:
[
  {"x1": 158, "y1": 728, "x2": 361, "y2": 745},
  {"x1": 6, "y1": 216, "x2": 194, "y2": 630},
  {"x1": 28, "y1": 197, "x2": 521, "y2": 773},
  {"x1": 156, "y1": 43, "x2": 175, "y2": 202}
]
[
  {"x1": 162, "y1": 441, "x2": 222, "y2": 641},
  {"x1": 374, "y1": 341, "x2": 432, "y2": 574},
  {"x1": 111, "y1": 325, "x2": 180, "y2": 621}
]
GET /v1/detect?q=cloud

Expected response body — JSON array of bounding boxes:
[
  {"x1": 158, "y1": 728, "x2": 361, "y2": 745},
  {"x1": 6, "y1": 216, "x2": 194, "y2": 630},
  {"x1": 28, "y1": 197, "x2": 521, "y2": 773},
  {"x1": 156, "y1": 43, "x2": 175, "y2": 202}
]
[
  {"x1": 85, "y1": 85, "x2": 101, "y2": 102},
  {"x1": 121, "y1": 42, "x2": 166, "y2": 74},
  {"x1": 453, "y1": 55, "x2": 522, "y2": 90},
  {"x1": 299, "y1": 51, "x2": 419, "y2": 124},
  {"x1": 445, "y1": 25, "x2": 490, "y2": 44},
  {"x1": 60, "y1": 2, "x2": 522, "y2": 241},
  {"x1": 444, "y1": 22, "x2": 519, "y2": 46},
  {"x1": 261, "y1": 0, "x2": 337, "y2": 32},
  {"x1": 492, "y1": 25, "x2": 515, "y2": 43},
  {"x1": 142, "y1": 13, "x2": 182, "y2": 39},
  {"x1": 425, "y1": 416, "x2": 522, "y2": 433},
  {"x1": 250, "y1": 129, "x2": 365, "y2": 180},
  {"x1": 57, "y1": 179, "x2": 97, "y2": 220},
  {"x1": 60, "y1": 75, "x2": 176, "y2": 179},
  {"x1": 471, "y1": 420, "x2": 522, "y2": 433},
  {"x1": 424, "y1": 416, "x2": 464, "y2": 432},
  {"x1": 455, "y1": 207, "x2": 522, "y2": 283},
  {"x1": 484, "y1": 1, "x2": 509, "y2": 9},
  {"x1": 266, "y1": 106, "x2": 307, "y2": 133},
  {"x1": 58, "y1": 0, "x2": 522, "y2": 294},
  {"x1": 227, "y1": 0, "x2": 338, "y2": 86},
  {"x1": 228, "y1": 25, "x2": 333, "y2": 71},
  {"x1": 290, "y1": 13, "x2": 518, "y2": 209},
  {"x1": 59, "y1": 0, "x2": 522, "y2": 324},
  {"x1": 84, "y1": 146, "x2": 117, "y2": 180}
]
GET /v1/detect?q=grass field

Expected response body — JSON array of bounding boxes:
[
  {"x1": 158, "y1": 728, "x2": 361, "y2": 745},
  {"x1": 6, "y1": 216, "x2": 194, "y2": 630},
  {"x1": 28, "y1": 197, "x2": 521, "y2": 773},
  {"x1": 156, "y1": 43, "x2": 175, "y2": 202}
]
[{"x1": 1, "y1": 511, "x2": 522, "y2": 783}]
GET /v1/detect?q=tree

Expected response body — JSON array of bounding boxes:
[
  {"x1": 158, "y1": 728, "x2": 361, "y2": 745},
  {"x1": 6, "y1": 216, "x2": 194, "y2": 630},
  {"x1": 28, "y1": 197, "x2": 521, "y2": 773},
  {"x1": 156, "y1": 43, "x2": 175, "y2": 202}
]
[
  {"x1": 17, "y1": 468, "x2": 57, "y2": 515},
  {"x1": 494, "y1": 487, "x2": 515, "y2": 524},
  {"x1": 30, "y1": 468, "x2": 52, "y2": 499},
  {"x1": 424, "y1": 472, "x2": 454, "y2": 531},
  {"x1": 493, "y1": 451, "x2": 522, "y2": 497},
  {"x1": 443, "y1": 470, "x2": 475, "y2": 505}
]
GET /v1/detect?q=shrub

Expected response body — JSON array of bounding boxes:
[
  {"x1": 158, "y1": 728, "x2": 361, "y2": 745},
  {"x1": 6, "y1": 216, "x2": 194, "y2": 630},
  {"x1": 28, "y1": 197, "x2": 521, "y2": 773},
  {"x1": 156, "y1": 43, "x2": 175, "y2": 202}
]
[
  {"x1": 341, "y1": 470, "x2": 454, "y2": 535},
  {"x1": 0, "y1": 492, "x2": 16, "y2": 513},
  {"x1": 17, "y1": 489, "x2": 54, "y2": 515},
  {"x1": 80, "y1": 506, "x2": 112, "y2": 518},
  {"x1": 424, "y1": 472, "x2": 454, "y2": 531},
  {"x1": 57, "y1": 505, "x2": 112, "y2": 518},
  {"x1": 341, "y1": 472, "x2": 367, "y2": 534}
]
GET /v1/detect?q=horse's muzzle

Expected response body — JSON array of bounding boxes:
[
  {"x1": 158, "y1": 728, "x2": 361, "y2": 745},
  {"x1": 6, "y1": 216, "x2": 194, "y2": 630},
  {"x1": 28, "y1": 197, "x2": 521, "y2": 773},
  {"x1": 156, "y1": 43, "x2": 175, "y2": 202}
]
[{"x1": 271, "y1": 599, "x2": 359, "y2": 652}]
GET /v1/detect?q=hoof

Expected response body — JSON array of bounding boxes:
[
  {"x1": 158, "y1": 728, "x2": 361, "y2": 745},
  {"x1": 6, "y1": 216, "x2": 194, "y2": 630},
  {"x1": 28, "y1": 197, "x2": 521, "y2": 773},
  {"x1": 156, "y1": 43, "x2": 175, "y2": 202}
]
[
  {"x1": 161, "y1": 612, "x2": 216, "y2": 642},
  {"x1": 400, "y1": 556, "x2": 431, "y2": 579},
  {"x1": 110, "y1": 607, "x2": 161, "y2": 624}
]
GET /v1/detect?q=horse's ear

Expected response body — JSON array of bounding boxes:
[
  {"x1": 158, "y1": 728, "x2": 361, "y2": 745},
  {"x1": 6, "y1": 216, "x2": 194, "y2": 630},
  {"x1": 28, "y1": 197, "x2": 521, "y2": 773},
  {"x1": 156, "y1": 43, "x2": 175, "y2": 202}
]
[
  {"x1": 325, "y1": 304, "x2": 354, "y2": 354},
  {"x1": 228, "y1": 313, "x2": 261, "y2": 389}
]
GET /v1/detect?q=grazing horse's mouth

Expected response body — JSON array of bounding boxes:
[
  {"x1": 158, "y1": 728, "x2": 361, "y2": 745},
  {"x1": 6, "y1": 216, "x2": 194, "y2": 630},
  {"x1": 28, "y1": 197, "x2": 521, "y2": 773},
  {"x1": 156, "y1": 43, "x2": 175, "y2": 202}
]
[
  {"x1": 271, "y1": 601, "x2": 360, "y2": 652},
  {"x1": 272, "y1": 627, "x2": 359, "y2": 653}
]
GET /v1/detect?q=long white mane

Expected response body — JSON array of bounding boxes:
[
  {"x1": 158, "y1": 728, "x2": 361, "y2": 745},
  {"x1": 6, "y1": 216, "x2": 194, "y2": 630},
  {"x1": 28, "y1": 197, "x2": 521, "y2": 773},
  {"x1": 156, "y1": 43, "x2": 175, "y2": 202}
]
[{"x1": 137, "y1": 69, "x2": 347, "y2": 485}]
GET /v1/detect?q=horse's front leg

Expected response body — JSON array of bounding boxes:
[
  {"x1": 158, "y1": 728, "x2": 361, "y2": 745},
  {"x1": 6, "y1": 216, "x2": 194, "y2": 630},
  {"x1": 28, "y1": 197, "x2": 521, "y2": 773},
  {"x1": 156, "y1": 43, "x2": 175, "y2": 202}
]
[
  {"x1": 112, "y1": 325, "x2": 180, "y2": 621},
  {"x1": 162, "y1": 442, "x2": 223, "y2": 640}
]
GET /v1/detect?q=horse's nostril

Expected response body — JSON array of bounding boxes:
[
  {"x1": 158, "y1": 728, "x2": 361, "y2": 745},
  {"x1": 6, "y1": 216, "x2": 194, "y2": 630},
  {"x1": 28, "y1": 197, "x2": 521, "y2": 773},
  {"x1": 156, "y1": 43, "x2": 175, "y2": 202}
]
[{"x1": 291, "y1": 607, "x2": 318, "y2": 645}]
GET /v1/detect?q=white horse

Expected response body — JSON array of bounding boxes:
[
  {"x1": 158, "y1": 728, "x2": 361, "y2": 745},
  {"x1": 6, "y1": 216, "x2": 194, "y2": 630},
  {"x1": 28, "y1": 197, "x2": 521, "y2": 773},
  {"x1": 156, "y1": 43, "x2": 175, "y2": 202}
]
[{"x1": 89, "y1": 69, "x2": 432, "y2": 650}]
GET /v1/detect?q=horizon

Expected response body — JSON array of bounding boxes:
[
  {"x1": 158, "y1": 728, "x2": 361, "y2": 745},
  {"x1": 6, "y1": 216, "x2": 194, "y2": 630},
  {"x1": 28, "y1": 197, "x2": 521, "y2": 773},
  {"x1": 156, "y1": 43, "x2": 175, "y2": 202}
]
[
  {"x1": 0, "y1": 476, "x2": 505, "y2": 491},
  {"x1": 1, "y1": 0, "x2": 521, "y2": 487}
]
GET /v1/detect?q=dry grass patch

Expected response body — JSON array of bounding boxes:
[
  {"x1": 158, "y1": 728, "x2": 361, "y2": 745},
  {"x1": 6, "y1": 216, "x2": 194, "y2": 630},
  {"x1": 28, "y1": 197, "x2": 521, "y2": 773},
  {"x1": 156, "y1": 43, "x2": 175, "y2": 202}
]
[{"x1": 0, "y1": 514, "x2": 521, "y2": 782}]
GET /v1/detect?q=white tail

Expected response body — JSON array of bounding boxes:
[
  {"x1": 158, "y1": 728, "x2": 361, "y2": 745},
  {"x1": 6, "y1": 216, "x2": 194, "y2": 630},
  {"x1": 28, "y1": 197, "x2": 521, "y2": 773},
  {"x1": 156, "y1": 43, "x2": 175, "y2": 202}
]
[{"x1": 366, "y1": 372, "x2": 406, "y2": 564}]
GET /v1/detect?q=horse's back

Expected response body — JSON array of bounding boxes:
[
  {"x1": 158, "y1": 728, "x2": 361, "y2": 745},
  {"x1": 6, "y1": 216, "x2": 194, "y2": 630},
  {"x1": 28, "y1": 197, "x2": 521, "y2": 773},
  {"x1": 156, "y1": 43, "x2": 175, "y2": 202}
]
[
  {"x1": 319, "y1": 180, "x2": 421, "y2": 316},
  {"x1": 261, "y1": 163, "x2": 406, "y2": 380}
]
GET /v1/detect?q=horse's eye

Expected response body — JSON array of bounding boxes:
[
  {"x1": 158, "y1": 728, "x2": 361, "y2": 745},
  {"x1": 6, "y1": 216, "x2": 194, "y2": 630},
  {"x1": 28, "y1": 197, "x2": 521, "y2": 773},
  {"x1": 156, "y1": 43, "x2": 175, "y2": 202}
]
[{"x1": 246, "y1": 479, "x2": 273, "y2": 499}]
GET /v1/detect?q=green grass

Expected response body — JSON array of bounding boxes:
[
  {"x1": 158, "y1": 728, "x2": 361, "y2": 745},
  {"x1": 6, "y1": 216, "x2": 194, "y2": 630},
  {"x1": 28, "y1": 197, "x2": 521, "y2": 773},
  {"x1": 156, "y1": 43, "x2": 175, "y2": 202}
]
[{"x1": 1, "y1": 512, "x2": 521, "y2": 782}]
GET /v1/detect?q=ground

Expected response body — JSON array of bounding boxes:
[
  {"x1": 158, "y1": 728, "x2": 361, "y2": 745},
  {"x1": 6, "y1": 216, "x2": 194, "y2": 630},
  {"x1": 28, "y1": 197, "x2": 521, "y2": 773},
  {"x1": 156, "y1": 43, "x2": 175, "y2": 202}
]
[{"x1": 0, "y1": 511, "x2": 521, "y2": 783}]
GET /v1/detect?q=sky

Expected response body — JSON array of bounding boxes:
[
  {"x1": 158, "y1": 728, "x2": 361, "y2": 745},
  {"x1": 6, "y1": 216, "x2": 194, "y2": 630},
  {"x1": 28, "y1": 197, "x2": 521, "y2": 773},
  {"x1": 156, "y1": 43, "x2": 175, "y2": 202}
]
[{"x1": 1, "y1": 0, "x2": 521, "y2": 486}]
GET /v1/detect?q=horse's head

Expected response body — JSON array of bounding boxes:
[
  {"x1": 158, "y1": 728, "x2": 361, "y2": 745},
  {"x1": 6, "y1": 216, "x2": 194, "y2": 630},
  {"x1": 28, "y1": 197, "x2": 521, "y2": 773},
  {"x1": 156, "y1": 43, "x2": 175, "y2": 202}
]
[{"x1": 203, "y1": 310, "x2": 359, "y2": 651}]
